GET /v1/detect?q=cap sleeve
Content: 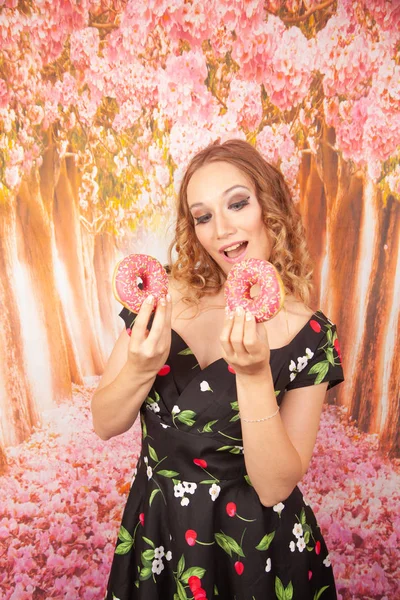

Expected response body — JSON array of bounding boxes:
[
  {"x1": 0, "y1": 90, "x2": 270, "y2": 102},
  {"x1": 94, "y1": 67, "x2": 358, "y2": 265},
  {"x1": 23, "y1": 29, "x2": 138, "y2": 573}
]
[{"x1": 285, "y1": 315, "x2": 344, "y2": 392}]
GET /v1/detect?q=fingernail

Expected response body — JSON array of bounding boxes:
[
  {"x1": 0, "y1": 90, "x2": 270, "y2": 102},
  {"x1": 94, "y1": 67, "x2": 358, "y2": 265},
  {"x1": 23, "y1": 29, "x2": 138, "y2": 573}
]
[
  {"x1": 246, "y1": 311, "x2": 253, "y2": 321},
  {"x1": 146, "y1": 295, "x2": 154, "y2": 305},
  {"x1": 236, "y1": 306, "x2": 244, "y2": 316},
  {"x1": 166, "y1": 293, "x2": 171, "y2": 302},
  {"x1": 160, "y1": 296, "x2": 166, "y2": 306}
]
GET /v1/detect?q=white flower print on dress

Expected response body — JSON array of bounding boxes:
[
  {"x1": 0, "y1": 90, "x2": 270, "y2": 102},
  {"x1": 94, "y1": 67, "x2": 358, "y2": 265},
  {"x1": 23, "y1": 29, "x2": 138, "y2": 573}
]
[
  {"x1": 265, "y1": 558, "x2": 272, "y2": 572},
  {"x1": 182, "y1": 481, "x2": 197, "y2": 494},
  {"x1": 297, "y1": 356, "x2": 308, "y2": 371},
  {"x1": 273, "y1": 502, "x2": 285, "y2": 514},
  {"x1": 200, "y1": 381, "x2": 213, "y2": 392},
  {"x1": 172, "y1": 405, "x2": 181, "y2": 415},
  {"x1": 181, "y1": 497, "x2": 190, "y2": 506},
  {"x1": 146, "y1": 466, "x2": 153, "y2": 480},
  {"x1": 151, "y1": 558, "x2": 164, "y2": 574},
  {"x1": 161, "y1": 423, "x2": 170, "y2": 429},
  {"x1": 165, "y1": 551, "x2": 172, "y2": 561},
  {"x1": 296, "y1": 537, "x2": 306, "y2": 552},
  {"x1": 174, "y1": 483, "x2": 185, "y2": 498},
  {"x1": 323, "y1": 556, "x2": 331, "y2": 567},
  {"x1": 289, "y1": 348, "x2": 315, "y2": 382},
  {"x1": 289, "y1": 541, "x2": 296, "y2": 552},
  {"x1": 209, "y1": 483, "x2": 221, "y2": 501},
  {"x1": 148, "y1": 402, "x2": 160, "y2": 413},
  {"x1": 292, "y1": 523, "x2": 303, "y2": 538},
  {"x1": 144, "y1": 456, "x2": 148, "y2": 464},
  {"x1": 154, "y1": 546, "x2": 165, "y2": 559}
]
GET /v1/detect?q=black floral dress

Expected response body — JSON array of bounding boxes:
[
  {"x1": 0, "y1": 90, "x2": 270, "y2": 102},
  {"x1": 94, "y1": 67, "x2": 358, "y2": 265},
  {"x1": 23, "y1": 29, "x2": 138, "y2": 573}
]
[{"x1": 105, "y1": 308, "x2": 344, "y2": 600}]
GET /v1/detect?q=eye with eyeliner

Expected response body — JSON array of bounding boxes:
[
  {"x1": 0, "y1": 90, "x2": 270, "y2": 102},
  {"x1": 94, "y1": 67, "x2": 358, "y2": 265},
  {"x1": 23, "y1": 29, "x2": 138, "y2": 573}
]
[{"x1": 193, "y1": 196, "x2": 250, "y2": 225}]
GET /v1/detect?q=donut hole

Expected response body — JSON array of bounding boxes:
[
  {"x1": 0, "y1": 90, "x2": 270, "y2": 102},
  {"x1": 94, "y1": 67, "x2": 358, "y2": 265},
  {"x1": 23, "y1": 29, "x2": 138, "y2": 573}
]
[{"x1": 250, "y1": 283, "x2": 261, "y2": 299}]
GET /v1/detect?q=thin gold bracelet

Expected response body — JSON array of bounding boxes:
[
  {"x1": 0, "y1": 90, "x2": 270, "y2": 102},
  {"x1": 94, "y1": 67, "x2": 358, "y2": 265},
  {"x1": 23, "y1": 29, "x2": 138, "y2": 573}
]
[{"x1": 240, "y1": 406, "x2": 280, "y2": 423}]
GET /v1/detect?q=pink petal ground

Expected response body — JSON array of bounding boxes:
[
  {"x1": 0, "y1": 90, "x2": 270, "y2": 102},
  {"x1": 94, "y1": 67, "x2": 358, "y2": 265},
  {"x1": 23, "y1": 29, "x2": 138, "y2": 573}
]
[{"x1": 0, "y1": 383, "x2": 398, "y2": 599}]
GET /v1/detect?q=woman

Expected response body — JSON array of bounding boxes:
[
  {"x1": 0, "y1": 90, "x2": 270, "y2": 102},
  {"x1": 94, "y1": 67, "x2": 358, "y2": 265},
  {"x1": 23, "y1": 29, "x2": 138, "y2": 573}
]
[{"x1": 92, "y1": 139, "x2": 344, "y2": 600}]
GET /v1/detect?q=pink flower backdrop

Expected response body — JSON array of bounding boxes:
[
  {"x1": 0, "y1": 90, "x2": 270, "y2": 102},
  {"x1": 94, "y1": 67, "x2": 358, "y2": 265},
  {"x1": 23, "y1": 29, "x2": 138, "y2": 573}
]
[{"x1": 0, "y1": 0, "x2": 399, "y2": 599}]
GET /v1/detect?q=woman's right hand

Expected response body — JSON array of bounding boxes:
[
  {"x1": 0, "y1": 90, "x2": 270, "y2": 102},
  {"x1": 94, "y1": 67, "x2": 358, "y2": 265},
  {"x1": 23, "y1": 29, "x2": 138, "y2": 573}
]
[{"x1": 126, "y1": 293, "x2": 172, "y2": 377}]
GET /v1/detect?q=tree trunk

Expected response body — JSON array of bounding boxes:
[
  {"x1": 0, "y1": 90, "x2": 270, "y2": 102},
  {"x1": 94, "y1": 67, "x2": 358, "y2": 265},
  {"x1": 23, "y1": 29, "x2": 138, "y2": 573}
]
[
  {"x1": 0, "y1": 200, "x2": 39, "y2": 471},
  {"x1": 350, "y1": 189, "x2": 400, "y2": 444},
  {"x1": 53, "y1": 159, "x2": 104, "y2": 376},
  {"x1": 299, "y1": 152, "x2": 327, "y2": 307},
  {"x1": 16, "y1": 171, "x2": 75, "y2": 402},
  {"x1": 94, "y1": 232, "x2": 121, "y2": 356},
  {"x1": 301, "y1": 124, "x2": 400, "y2": 456},
  {"x1": 39, "y1": 146, "x2": 83, "y2": 385}
]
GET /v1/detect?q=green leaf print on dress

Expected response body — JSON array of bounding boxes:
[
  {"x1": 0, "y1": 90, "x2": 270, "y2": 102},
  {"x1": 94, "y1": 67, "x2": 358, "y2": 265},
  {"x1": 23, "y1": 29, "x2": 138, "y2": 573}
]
[
  {"x1": 215, "y1": 530, "x2": 246, "y2": 558},
  {"x1": 275, "y1": 576, "x2": 293, "y2": 600},
  {"x1": 115, "y1": 525, "x2": 135, "y2": 555},
  {"x1": 255, "y1": 531, "x2": 276, "y2": 551}
]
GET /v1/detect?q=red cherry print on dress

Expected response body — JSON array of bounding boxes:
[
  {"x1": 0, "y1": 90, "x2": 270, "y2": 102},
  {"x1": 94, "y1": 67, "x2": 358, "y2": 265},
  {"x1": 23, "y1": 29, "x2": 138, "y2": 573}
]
[
  {"x1": 234, "y1": 561, "x2": 244, "y2": 575},
  {"x1": 188, "y1": 576, "x2": 202, "y2": 592},
  {"x1": 226, "y1": 502, "x2": 237, "y2": 517},
  {"x1": 315, "y1": 540, "x2": 321, "y2": 555},
  {"x1": 334, "y1": 338, "x2": 342, "y2": 360},
  {"x1": 310, "y1": 320, "x2": 321, "y2": 333},
  {"x1": 193, "y1": 458, "x2": 208, "y2": 468},
  {"x1": 185, "y1": 529, "x2": 197, "y2": 546},
  {"x1": 158, "y1": 364, "x2": 171, "y2": 376},
  {"x1": 228, "y1": 365, "x2": 236, "y2": 374},
  {"x1": 194, "y1": 589, "x2": 207, "y2": 599},
  {"x1": 308, "y1": 570, "x2": 313, "y2": 580},
  {"x1": 139, "y1": 513, "x2": 144, "y2": 526},
  {"x1": 126, "y1": 328, "x2": 132, "y2": 337}
]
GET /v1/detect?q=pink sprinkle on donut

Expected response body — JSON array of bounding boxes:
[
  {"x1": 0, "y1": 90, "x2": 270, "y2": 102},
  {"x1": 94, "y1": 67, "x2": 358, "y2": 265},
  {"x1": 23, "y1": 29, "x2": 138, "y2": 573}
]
[
  {"x1": 113, "y1": 254, "x2": 168, "y2": 313},
  {"x1": 224, "y1": 258, "x2": 285, "y2": 323}
]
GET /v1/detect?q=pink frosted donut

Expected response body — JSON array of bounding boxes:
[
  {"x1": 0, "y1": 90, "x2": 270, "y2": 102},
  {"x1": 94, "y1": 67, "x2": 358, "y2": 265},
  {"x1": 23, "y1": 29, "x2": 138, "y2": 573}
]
[
  {"x1": 225, "y1": 258, "x2": 285, "y2": 323},
  {"x1": 112, "y1": 254, "x2": 168, "y2": 313}
]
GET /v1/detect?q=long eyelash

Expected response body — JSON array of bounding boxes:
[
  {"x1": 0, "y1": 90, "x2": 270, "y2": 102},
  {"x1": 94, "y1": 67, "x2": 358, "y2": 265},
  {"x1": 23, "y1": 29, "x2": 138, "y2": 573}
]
[
  {"x1": 194, "y1": 215, "x2": 210, "y2": 225},
  {"x1": 230, "y1": 197, "x2": 250, "y2": 209},
  {"x1": 194, "y1": 197, "x2": 250, "y2": 225}
]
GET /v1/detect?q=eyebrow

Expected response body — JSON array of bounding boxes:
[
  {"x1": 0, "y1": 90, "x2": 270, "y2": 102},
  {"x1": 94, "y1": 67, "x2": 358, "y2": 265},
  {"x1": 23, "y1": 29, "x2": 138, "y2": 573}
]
[{"x1": 188, "y1": 185, "x2": 251, "y2": 210}]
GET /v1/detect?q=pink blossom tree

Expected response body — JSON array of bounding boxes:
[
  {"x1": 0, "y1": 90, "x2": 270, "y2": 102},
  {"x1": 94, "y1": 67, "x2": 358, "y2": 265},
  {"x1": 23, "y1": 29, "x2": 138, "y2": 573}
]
[{"x1": 0, "y1": 1, "x2": 399, "y2": 464}]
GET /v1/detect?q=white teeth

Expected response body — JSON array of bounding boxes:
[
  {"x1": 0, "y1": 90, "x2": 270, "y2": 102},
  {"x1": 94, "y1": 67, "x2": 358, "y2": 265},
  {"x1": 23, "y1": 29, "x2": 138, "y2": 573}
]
[{"x1": 224, "y1": 242, "x2": 245, "y2": 252}]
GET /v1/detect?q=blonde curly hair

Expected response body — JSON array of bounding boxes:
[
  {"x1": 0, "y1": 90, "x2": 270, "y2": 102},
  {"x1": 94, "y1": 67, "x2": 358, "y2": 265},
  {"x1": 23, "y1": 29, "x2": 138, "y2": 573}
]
[{"x1": 168, "y1": 138, "x2": 314, "y2": 306}]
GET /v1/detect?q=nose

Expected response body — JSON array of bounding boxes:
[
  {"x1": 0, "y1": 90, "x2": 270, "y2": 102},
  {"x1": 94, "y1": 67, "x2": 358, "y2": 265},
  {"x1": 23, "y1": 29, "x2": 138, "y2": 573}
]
[{"x1": 215, "y1": 211, "x2": 236, "y2": 240}]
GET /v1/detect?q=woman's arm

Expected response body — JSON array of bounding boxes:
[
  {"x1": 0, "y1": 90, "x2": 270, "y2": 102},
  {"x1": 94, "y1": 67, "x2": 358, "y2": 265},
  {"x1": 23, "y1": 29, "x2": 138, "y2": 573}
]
[
  {"x1": 236, "y1": 371, "x2": 327, "y2": 507},
  {"x1": 220, "y1": 307, "x2": 327, "y2": 507},
  {"x1": 91, "y1": 294, "x2": 172, "y2": 440}
]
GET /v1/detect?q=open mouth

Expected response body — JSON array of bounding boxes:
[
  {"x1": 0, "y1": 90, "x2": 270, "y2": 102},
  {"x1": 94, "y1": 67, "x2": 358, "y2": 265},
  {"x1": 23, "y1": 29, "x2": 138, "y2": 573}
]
[{"x1": 223, "y1": 241, "x2": 248, "y2": 259}]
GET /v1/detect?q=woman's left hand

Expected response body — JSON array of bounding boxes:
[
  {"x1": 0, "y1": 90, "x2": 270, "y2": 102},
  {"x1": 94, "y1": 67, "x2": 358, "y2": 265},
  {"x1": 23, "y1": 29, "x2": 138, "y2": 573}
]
[{"x1": 220, "y1": 307, "x2": 271, "y2": 377}]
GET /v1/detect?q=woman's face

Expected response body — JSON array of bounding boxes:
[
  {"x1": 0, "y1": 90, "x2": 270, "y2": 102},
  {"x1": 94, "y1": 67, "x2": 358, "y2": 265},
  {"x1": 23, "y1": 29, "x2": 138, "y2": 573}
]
[{"x1": 186, "y1": 161, "x2": 272, "y2": 275}]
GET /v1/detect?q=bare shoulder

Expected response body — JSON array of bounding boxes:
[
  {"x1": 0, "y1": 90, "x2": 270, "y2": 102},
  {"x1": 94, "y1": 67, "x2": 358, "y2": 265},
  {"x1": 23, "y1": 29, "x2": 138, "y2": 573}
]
[
  {"x1": 284, "y1": 295, "x2": 315, "y2": 330},
  {"x1": 167, "y1": 274, "x2": 187, "y2": 303}
]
